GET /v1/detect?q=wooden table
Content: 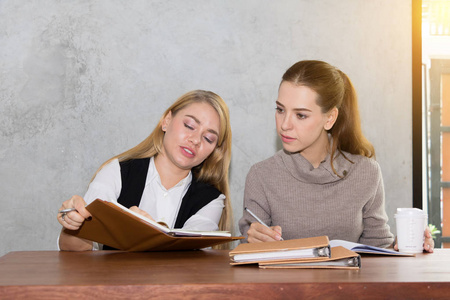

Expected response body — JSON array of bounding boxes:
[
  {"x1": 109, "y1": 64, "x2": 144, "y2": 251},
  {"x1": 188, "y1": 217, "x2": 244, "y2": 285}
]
[{"x1": 1, "y1": 249, "x2": 450, "y2": 299}]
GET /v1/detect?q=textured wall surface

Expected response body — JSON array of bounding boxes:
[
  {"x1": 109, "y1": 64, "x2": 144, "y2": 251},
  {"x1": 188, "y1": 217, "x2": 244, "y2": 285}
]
[{"x1": 0, "y1": 0, "x2": 412, "y2": 256}]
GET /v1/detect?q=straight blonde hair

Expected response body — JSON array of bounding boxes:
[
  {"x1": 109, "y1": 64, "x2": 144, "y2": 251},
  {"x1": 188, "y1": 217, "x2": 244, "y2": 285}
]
[{"x1": 93, "y1": 90, "x2": 233, "y2": 236}]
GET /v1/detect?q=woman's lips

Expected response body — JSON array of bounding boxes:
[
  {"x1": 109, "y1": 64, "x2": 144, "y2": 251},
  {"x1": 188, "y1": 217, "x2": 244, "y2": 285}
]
[
  {"x1": 280, "y1": 134, "x2": 296, "y2": 143},
  {"x1": 181, "y1": 146, "x2": 195, "y2": 157}
]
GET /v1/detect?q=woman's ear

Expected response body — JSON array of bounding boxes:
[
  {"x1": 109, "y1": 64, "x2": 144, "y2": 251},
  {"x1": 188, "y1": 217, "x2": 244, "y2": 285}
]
[
  {"x1": 324, "y1": 107, "x2": 338, "y2": 131},
  {"x1": 162, "y1": 111, "x2": 172, "y2": 132}
]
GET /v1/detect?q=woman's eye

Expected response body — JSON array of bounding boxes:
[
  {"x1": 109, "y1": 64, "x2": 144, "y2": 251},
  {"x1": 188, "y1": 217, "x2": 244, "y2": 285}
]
[
  {"x1": 204, "y1": 136, "x2": 216, "y2": 144},
  {"x1": 275, "y1": 107, "x2": 284, "y2": 113},
  {"x1": 296, "y1": 113, "x2": 307, "y2": 119},
  {"x1": 184, "y1": 123, "x2": 194, "y2": 130}
]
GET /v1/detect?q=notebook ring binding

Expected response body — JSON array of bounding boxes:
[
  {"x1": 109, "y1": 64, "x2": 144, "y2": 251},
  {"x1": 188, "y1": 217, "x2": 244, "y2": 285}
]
[{"x1": 315, "y1": 246, "x2": 331, "y2": 257}]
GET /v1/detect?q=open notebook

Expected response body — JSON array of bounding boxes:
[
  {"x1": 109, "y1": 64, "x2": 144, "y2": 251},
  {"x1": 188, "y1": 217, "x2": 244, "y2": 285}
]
[
  {"x1": 64, "y1": 199, "x2": 242, "y2": 251},
  {"x1": 111, "y1": 201, "x2": 231, "y2": 237},
  {"x1": 329, "y1": 240, "x2": 414, "y2": 256}
]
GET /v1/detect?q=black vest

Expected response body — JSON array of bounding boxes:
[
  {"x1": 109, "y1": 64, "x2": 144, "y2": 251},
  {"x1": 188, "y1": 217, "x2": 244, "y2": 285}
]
[{"x1": 103, "y1": 157, "x2": 221, "y2": 250}]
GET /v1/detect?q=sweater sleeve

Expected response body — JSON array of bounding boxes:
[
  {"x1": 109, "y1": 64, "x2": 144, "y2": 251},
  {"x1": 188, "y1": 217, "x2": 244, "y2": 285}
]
[
  {"x1": 358, "y1": 164, "x2": 394, "y2": 247},
  {"x1": 238, "y1": 164, "x2": 273, "y2": 242}
]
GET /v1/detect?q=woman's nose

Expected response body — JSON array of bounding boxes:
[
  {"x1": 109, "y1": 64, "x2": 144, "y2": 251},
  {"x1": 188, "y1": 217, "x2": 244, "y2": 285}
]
[
  {"x1": 188, "y1": 133, "x2": 200, "y2": 145},
  {"x1": 280, "y1": 114, "x2": 292, "y2": 131}
]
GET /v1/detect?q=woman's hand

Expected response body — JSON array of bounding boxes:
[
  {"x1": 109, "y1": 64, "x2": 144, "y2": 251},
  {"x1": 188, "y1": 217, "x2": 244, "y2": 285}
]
[
  {"x1": 57, "y1": 195, "x2": 91, "y2": 231},
  {"x1": 422, "y1": 226, "x2": 435, "y2": 253},
  {"x1": 129, "y1": 206, "x2": 155, "y2": 221},
  {"x1": 247, "y1": 222, "x2": 283, "y2": 243},
  {"x1": 393, "y1": 226, "x2": 435, "y2": 253}
]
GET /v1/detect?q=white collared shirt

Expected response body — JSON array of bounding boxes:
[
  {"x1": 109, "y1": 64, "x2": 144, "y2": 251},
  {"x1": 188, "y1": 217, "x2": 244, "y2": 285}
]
[{"x1": 83, "y1": 157, "x2": 225, "y2": 231}]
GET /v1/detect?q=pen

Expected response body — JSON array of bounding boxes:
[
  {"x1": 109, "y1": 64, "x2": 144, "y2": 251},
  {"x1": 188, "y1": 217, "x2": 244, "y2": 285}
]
[
  {"x1": 58, "y1": 208, "x2": 78, "y2": 214},
  {"x1": 245, "y1": 207, "x2": 283, "y2": 241}
]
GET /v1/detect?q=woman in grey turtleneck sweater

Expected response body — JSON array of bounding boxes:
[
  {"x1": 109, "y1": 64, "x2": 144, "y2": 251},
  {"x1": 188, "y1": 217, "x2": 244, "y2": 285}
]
[{"x1": 239, "y1": 60, "x2": 434, "y2": 252}]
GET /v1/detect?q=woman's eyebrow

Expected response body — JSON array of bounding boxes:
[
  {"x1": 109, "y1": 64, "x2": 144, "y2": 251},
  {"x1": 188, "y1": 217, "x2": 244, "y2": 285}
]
[
  {"x1": 293, "y1": 108, "x2": 312, "y2": 112},
  {"x1": 186, "y1": 115, "x2": 219, "y2": 136},
  {"x1": 275, "y1": 101, "x2": 312, "y2": 112},
  {"x1": 275, "y1": 101, "x2": 284, "y2": 107}
]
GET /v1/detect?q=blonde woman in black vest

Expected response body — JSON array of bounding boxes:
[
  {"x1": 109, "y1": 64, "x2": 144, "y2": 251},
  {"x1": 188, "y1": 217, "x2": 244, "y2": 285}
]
[{"x1": 57, "y1": 90, "x2": 232, "y2": 251}]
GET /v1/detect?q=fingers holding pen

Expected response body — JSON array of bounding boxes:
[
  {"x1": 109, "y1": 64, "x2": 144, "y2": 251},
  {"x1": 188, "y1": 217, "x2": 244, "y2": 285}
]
[
  {"x1": 245, "y1": 207, "x2": 284, "y2": 242},
  {"x1": 58, "y1": 195, "x2": 91, "y2": 230},
  {"x1": 247, "y1": 223, "x2": 283, "y2": 243},
  {"x1": 272, "y1": 225, "x2": 282, "y2": 238}
]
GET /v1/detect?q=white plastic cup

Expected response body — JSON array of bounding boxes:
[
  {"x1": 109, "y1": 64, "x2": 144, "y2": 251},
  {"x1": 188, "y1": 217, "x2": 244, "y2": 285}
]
[{"x1": 394, "y1": 208, "x2": 427, "y2": 253}]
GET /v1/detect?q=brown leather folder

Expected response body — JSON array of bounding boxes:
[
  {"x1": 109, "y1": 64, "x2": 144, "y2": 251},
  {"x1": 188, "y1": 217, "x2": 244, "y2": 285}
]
[
  {"x1": 229, "y1": 236, "x2": 330, "y2": 265},
  {"x1": 259, "y1": 246, "x2": 361, "y2": 270},
  {"x1": 64, "y1": 199, "x2": 242, "y2": 251}
]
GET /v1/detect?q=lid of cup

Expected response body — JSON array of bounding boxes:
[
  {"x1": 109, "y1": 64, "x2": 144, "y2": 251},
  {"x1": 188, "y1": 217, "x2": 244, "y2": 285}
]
[{"x1": 395, "y1": 208, "x2": 427, "y2": 217}]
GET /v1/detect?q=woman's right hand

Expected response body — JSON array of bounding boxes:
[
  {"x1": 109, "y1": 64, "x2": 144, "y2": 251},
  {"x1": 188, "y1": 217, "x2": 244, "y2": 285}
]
[
  {"x1": 129, "y1": 206, "x2": 155, "y2": 221},
  {"x1": 57, "y1": 195, "x2": 92, "y2": 231},
  {"x1": 247, "y1": 222, "x2": 283, "y2": 243}
]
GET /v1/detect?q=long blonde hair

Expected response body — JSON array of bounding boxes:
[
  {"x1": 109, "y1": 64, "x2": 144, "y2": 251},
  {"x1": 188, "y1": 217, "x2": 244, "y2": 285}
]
[
  {"x1": 93, "y1": 90, "x2": 233, "y2": 233},
  {"x1": 281, "y1": 60, "x2": 375, "y2": 174}
]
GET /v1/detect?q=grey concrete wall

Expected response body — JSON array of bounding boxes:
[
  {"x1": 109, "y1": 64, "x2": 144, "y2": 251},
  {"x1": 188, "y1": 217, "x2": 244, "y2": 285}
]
[{"x1": 0, "y1": 0, "x2": 412, "y2": 256}]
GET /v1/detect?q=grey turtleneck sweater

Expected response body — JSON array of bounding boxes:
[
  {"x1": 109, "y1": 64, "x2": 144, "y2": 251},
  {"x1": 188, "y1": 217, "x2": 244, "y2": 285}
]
[{"x1": 239, "y1": 149, "x2": 394, "y2": 248}]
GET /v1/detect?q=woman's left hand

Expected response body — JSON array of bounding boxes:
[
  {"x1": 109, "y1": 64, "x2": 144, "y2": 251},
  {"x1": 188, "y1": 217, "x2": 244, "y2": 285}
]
[
  {"x1": 422, "y1": 226, "x2": 434, "y2": 253},
  {"x1": 393, "y1": 226, "x2": 434, "y2": 253}
]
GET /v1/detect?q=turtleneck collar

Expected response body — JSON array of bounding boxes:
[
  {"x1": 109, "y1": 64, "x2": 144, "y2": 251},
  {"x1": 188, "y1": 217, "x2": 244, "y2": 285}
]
[{"x1": 278, "y1": 149, "x2": 354, "y2": 184}]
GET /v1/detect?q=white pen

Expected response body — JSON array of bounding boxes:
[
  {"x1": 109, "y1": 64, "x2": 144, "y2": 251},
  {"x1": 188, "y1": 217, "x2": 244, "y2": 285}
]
[{"x1": 245, "y1": 207, "x2": 284, "y2": 241}]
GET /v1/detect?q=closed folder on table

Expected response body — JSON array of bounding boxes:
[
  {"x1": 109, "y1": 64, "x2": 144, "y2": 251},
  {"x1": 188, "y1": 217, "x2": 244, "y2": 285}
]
[
  {"x1": 259, "y1": 246, "x2": 361, "y2": 270},
  {"x1": 64, "y1": 199, "x2": 242, "y2": 251},
  {"x1": 229, "y1": 236, "x2": 331, "y2": 265}
]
